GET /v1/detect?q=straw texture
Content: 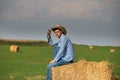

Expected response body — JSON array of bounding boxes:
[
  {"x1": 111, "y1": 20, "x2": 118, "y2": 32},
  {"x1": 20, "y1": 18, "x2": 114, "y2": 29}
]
[{"x1": 52, "y1": 60, "x2": 116, "y2": 80}]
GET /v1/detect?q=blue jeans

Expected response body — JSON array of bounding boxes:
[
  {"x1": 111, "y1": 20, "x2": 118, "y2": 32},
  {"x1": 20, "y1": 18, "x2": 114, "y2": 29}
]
[
  {"x1": 46, "y1": 59, "x2": 71, "y2": 80},
  {"x1": 53, "y1": 44, "x2": 59, "y2": 58},
  {"x1": 46, "y1": 45, "x2": 71, "y2": 80}
]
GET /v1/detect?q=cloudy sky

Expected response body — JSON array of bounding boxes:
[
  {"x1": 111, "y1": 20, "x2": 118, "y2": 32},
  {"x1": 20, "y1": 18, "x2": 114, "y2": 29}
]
[{"x1": 0, "y1": 0, "x2": 120, "y2": 46}]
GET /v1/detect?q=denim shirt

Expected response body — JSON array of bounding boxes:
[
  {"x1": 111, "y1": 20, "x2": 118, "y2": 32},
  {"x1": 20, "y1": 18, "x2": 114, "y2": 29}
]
[{"x1": 48, "y1": 34, "x2": 74, "y2": 62}]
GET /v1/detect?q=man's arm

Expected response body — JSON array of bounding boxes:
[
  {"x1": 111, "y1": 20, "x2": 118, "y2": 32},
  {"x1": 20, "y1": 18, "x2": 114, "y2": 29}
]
[
  {"x1": 47, "y1": 29, "x2": 53, "y2": 45},
  {"x1": 47, "y1": 29, "x2": 51, "y2": 42},
  {"x1": 47, "y1": 29, "x2": 58, "y2": 46}
]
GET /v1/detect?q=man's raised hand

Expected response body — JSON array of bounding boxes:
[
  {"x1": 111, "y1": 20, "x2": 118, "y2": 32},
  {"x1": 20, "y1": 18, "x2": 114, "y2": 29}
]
[{"x1": 47, "y1": 29, "x2": 51, "y2": 36}]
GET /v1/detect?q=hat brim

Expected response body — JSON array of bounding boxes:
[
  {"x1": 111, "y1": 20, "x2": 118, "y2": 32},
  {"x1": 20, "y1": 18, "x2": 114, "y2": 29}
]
[
  {"x1": 51, "y1": 27, "x2": 61, "y2": 32},
  {"x1": 51, "y1": 26, "x2": 67, "y2": 35}
]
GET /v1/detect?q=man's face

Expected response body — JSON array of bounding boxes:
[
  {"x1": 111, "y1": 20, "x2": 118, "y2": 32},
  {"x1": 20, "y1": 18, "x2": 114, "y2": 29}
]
[{"x1": 54, "y1": 29, "x2": 62, "y2": 38}]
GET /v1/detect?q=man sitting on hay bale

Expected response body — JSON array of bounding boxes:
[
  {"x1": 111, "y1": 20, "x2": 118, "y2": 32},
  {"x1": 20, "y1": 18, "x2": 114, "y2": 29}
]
[{"x1": 46, "y1": 24, "x2": 74, "y2": 80}]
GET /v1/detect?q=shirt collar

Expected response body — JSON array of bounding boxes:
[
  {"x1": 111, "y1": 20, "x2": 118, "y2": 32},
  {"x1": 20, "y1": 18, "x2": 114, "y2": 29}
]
[
  {"x1": 59, "y1": 34, "x2": 65, "y2": 40},
  {"x1": 60, "y1": 34, "x2": 64, "y2": 38}
]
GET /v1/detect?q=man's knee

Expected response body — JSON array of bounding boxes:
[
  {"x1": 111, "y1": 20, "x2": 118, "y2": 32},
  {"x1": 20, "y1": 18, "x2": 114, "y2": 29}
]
[
  {"x1": 47, "y1": 62, "x2": 58, "y2": 70},
  {"x1": 47, "y1": 64, "x2": 53, "y2": 70}
]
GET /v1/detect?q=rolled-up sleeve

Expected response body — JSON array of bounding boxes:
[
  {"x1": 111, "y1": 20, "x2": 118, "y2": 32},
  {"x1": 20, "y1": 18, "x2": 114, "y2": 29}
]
[
  {"x1": 48, "y1": 36, "x2": 53, "y2": 45},
  {"x1": 54, "y1": 38, "x2": 68, "y2": 61},
  {"x1": 48, "y1": 36, "x2": 58, "y2": 46}
]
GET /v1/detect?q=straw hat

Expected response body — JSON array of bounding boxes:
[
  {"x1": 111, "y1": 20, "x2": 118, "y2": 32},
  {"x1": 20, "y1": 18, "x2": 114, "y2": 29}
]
[{"x1": 51, "y1": 24, "x2": 67, "y2": 35}]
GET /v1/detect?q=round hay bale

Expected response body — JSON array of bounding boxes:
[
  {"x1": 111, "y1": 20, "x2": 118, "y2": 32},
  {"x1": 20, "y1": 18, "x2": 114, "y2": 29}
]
[
  {"x1": 10, "y1": 45, "x2": 19, "y2": 52},
  {"x1": 52, "y1": 60, "x2": 116, "y2": 80},
  {"x1": 110, "y1": 49, "x2": 115, "y2": 53},
  {"x1": 89, "y1": 46, "x2": 94, "y2": 49}
]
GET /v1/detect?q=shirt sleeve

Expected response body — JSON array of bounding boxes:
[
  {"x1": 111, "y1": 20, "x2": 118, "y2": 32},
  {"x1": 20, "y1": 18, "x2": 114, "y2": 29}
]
[
  {"x1": 48, "y1": 36, "x2": 58, "y2": 46},
  {"x1": 54, "y1": 38, "x2": 68, "y2": 61}
]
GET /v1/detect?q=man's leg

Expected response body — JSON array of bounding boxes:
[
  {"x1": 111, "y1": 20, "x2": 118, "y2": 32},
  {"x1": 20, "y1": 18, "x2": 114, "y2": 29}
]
[
  {"x1": 46, "y1": 62, "x2": 58, "y2": 80},
  {"x1": 53, "y1": 45, "x2": 59, "y2": 58},
  {"x1": 46, "y1": 45, "x2": 59, "y2": 80},
  {"x1": 46, "y1": 59, "x2": 71, "y2": 80}
]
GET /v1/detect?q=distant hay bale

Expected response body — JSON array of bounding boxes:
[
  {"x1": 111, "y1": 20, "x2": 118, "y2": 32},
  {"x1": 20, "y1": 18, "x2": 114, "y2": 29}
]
[
  {"x1": 52, "y1": 60, "x2": 116, "y2": 80},
  {"x1": 10, "y1": 45, "x2": 19, "y2": 52},
  {"x1": 110, "y1": 49, "x2": 115, "y2": 53},
  {"x1": 89, "y1": 46, "x2": 94, "y2": 49}
]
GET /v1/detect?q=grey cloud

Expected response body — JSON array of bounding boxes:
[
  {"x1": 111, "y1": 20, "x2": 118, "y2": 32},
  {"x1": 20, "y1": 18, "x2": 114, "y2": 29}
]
[
  {"x1": 1, "y1": 0, "x2": 120, "y2": 21},
  {"x1": 0, "y1": 0, "x2": 120, "y2": 46}
]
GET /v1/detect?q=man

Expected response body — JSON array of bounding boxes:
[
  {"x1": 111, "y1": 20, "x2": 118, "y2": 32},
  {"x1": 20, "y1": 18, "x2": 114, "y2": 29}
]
[{"x1": 46, "y1": 24, "x2": 74, "y2": 80}]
